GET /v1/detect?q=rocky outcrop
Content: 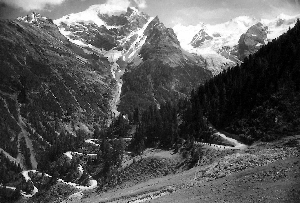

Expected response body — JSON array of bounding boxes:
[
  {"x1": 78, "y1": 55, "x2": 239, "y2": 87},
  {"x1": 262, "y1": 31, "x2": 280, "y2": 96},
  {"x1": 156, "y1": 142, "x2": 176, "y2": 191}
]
[
  {"x1": 17, "y1": 12, "x2": 54, "y2": 25},
  {"x1": 190, "y1": 29, "x2": 213, "y2": 48},
  {"x1": 238, "y1": 23, "x2": 268, "y2": 60}
]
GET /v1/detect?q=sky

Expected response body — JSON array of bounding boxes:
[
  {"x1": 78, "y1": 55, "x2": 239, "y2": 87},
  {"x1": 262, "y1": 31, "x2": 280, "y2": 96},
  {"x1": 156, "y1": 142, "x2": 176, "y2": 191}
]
[{"x1": 0, "y1": 0, "x2": 300, "y2": 27}]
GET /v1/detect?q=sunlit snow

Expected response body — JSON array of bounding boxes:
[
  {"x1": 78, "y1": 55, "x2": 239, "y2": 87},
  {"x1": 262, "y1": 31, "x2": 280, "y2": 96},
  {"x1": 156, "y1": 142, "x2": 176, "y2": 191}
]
[
  {"x1": 174, "y1": 14, "x2": 300, "y2": 56},
  {"x1": 54, "y1": 3, "x2": 128, "y2": 26}
]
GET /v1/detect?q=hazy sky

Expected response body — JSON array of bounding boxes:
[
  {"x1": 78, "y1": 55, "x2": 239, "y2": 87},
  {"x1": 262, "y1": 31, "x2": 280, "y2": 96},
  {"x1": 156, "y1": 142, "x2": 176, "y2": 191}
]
[{"x1": 0, "y1": 0, "x2": 300, "y2": 27}]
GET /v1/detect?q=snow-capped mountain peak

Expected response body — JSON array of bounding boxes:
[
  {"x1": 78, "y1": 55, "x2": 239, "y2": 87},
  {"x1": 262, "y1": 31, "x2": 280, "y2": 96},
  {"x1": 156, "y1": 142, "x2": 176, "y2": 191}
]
[
  {"x1": 54, "y1": 4, "x2": 143, "y2": 27},
  {"x1": 174, "y1": 13, "x2": 300, "y2": 75},
  {"x1": 127, "y1": 6, "x2": 140, "y2": 15},
  {"x1": 53, "y1": 3, "x2": 151, "y2": 53},
  {"x1": 54, "y1": 5, "x2": 107, "y2": 27}
]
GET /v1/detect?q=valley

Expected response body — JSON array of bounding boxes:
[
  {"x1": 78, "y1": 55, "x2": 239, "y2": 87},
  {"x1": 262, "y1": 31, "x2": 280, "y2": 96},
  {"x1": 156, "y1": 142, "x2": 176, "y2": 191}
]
[{"x1": 0, "y1": 1, "x2": 300, "y2": 203}]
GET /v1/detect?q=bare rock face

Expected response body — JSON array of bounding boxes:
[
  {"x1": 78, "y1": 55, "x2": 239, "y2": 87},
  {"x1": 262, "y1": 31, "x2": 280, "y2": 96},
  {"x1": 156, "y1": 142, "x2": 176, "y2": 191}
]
[
  {"x1": 238, "y1": 23, "x2": 268, "y2": 60},
  {"x1": 190, "y1": 29, "x2": 213, "y2": 48},
  {"x1": 139, "y1": 16, "x2": 182, "y2": 60}
]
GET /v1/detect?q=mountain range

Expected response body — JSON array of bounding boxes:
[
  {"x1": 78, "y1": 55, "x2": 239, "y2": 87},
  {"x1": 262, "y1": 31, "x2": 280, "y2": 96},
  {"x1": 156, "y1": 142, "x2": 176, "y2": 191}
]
[
  {"x1": 53, "y1": 5, "x2": 212, "y2": 115},
  {"x1": 0, "y1": 3, "x2": 299, "y2": 202},
  {"x1": 174, "y1": 13, "x2": 300, "y2": 74}
]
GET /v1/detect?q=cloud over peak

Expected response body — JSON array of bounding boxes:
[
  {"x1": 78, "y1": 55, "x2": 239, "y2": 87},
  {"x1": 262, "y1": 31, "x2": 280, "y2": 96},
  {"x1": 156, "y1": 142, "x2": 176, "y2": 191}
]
[
  {"x1": 0, "y1": 0, "x2": 67, "y2": 11},
  {"x1": 0, "y1": 0, "x2": 147, "y2": 12},
  {"x1": 132, "y1": 0, "x2": 147, "y2": 9}
]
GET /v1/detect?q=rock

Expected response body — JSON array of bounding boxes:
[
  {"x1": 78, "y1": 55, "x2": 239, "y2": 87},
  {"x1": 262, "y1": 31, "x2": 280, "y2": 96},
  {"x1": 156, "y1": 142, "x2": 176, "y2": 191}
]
[
  {"x1": 190, "y1": 29, "x2": 213, "y2": 48},
  {"x1": 238, "y1": 23, "x2": 268, "y2": 60}
]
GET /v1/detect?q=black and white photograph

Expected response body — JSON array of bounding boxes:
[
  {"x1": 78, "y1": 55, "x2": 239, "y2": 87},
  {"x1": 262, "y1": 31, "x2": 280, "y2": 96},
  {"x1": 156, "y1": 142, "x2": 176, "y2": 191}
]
[{"x1": 0, "y1": 0, "x2": 300, "y2": 202}]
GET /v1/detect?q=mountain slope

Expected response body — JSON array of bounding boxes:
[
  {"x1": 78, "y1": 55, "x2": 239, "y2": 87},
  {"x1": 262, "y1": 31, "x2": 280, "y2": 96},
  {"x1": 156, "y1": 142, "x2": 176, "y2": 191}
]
[{"x1": 0, "y1": 15, "x2": 113, "y2": 171}]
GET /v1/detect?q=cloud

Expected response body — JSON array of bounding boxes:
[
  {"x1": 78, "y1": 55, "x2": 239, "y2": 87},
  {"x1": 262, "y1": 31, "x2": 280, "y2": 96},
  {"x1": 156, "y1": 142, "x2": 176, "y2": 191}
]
[
  {"x1": 104, "y1": 0, "x2": 147, "y2": 9},
  {"x1": 171, "y1": 7, "x2": 236, "y2": 26},
  {"x1": 168, "y1": 0, "x2": 300, "y2": 26},
  {"x1": 0, "y1": 0, "x2": 67, "y2": 11},
  {"x1": 106, "y1": 0, "x2": 130, "y2": 8},
  {"x1": 132, "y1": 0, "x2": 147, "y2": 9},
  {"x1": 102, "y1": 0, "x2": 147, "y2": 11},
  {"x1": 288, "y1": 0, "x2": 300, "y2": 6},
  {"x1": 0, "y1": 0, "x2": 147, "y2": 13}
]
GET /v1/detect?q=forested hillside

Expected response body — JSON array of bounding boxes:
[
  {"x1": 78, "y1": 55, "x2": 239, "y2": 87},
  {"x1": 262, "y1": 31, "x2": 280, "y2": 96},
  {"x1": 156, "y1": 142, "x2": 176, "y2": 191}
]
[{"x1": 190, "y1": 19, "x2": 300, "y2": 143}]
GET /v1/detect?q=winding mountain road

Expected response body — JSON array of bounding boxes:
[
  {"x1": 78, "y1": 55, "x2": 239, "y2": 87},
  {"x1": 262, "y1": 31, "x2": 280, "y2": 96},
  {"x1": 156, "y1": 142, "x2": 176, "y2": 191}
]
[{"x1": 196, "y1": 125, "x2": 247, "y2": 151}]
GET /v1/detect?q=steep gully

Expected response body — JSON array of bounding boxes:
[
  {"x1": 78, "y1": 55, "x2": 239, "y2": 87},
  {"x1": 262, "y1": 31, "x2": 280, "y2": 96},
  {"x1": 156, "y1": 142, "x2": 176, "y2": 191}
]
[
  {"x1": 106, "y1": 51, "x2": 125, "y2": 119},
  {"x1": 107, "y1": 17, "x2": 155, "y2": 119}
]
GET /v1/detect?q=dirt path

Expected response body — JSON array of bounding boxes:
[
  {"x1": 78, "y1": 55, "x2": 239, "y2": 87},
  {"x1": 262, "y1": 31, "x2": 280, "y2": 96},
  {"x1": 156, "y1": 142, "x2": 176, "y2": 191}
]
[
  {"x1": 198, "y1": 125, "x2": 248, "y2": 150},
  {"x1": 215, "y1": 131, "x2": 247, "y2": 148}
]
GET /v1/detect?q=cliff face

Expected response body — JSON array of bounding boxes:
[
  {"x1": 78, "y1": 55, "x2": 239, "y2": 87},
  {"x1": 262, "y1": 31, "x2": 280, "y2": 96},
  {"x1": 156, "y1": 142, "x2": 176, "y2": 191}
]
[
  {"x1": 238, "y1": 23, "x2": 268, "y2": 60},
  {"x1": 0, "y1": 17, "x2": 113, "y2": 169},
  {"x1": 190, "y1": 29, "x2": 213, "y2": 48}
]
